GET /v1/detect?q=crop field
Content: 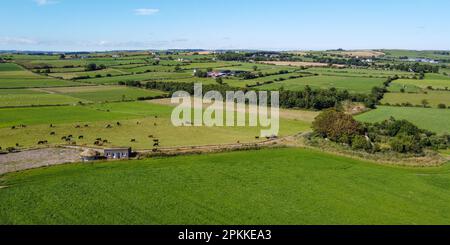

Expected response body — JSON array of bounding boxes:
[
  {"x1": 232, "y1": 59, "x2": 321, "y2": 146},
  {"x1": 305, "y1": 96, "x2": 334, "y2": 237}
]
[
  {"x1": 382, "y1": 91, "x2": 450, "y2": 108},
  {"x1": 1, "y1": 147, "x2": 450, "y2": 224},
  {"x1": 356, "y1": 106, "x2": 450, "y2": 134},
  {"x1": 257, "y1": 75, "x2": 385, "y2": 93}
]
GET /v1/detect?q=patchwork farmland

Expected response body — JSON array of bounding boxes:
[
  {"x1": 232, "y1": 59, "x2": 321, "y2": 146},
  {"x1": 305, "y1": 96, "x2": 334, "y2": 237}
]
[{"x1": 0, "y1": 49, "x2": 449, "y2": 225}]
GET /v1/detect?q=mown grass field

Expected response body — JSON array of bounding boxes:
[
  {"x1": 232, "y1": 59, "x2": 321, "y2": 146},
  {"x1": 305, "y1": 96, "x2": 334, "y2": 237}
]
[
  {"x1": 0, "y1": 101, "x2": 312, "y2": 149},
  {"x1": 42, "y1": 86, "x2": 166, "y2": 103},
  {"x1": 257, "y1": 75, "x2": 385, "y2": 93},
  {"x1": 1, "y1": 148, "x2": 450, "y2": 225},
  {"x1": 0, "y1": 93, "x2": 88, "y2": 108},
  {"x1": 48, "y1": 68, "x2": 129, "y2": 80},
  {"x1": 81, "y1": 72, "x2": 192, "y2": 84},
  {"x1": 392, "y1": 74, "x2": 450, "y2": 90},
  {"x1": 0, "y1": 63, "x2": 83, "y2": 88},
  {"x1": 382, "y1": 91, "x2": 450, "y2": 108},
  {"x1": 356, "y1": 106, "x2": 450, "y2": 134}
]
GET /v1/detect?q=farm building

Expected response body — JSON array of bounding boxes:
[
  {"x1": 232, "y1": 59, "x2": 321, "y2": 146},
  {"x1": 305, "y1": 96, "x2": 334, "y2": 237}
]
[
  {"x1": 80, "y1": 149, "x2": 100, "y2": 162},
  {"x1": 104, "y1": 147, "x2": 132, "y2": 159}
]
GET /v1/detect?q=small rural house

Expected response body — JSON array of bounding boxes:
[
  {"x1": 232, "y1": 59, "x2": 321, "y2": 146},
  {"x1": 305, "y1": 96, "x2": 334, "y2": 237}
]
[
  {"x1": 80, "y1": 149, "x2": 100, "y2": 162},
  {"x1": 104, "y1": 147, "x2": 132, "y2": 160}
]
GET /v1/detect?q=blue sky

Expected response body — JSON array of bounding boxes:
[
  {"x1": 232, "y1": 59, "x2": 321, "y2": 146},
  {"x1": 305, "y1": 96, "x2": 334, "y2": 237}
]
[{"x1": 1, "y1": 0, "x2": 449, "y2": 51}]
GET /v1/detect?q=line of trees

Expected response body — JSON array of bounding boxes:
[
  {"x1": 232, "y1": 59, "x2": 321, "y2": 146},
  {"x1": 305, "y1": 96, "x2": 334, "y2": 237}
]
[{"x1": 122, "y1": 81, "x2": 379, "y2": 110}]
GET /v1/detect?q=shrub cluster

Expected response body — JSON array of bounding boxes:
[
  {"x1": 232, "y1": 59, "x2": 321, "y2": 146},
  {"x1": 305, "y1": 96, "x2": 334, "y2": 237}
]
[{"x1": 313, "y1": 110, "x2": 449, "y2": 154}]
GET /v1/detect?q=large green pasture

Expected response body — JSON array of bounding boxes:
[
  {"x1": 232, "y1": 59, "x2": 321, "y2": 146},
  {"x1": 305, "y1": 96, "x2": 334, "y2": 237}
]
[
  {"x1": 382, "y1": 91, "x2": 450, "y2": 108},
  {"x1": 0, "y1": 63, "x2": 83, "y2": 88},
  {"x1": 0, "y1": 101, "x2": 311, "y2": 149},
  {"x1": 257, "y1": 75, "x2": 385, "y2": 93},
  {"x1": 356, "y1": 106, "x2": 450, "y2": 134},
  {"x1": 48, "y1": 86, "x2": 166, "y2": 102},
  {"x1": 391, "y1": 74, "x2": 450, "y2": 90},
  {"x1": 1, "y1": 148, "x2": 450, "y2": 224}
]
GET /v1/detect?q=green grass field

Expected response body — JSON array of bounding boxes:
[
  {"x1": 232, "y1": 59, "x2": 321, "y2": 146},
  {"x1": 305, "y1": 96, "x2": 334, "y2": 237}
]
[
  {"x1": 0, "y1": 94, "x2": 88, "y2": 107},
  {"x1": 382, "y1": 91, "x2": 450, "y2": 108},
  {"x1": 0, "y1": 101, "x2": 311, "y2": 149},
  {"x1": 257, "y1": 75, "x2": 385, "y2": 93},
  {"x1": 392, "y1": 74, "x2": 450, "y2": 90},
  {"x1": 48, "y1": 68, "x2": 129, "y2": 80},
  {"x1": 0, "y1": 63, "x2": 84, "y2": 88},
  {"x1": 1, "y1": 148, "x2": 450, "y2": 225},
  {"x1": 81, "y1": 72, "x2": 192, "y2": 84},
  {"x1": 0, "y1": 63, "x2": 25, "y2": 72},
  {"x1": 42, "y1": 86, "x2": 166, "y2": 103},
  {"x1": 356, "y1": 106, "x2": 450, "y2": 134}
]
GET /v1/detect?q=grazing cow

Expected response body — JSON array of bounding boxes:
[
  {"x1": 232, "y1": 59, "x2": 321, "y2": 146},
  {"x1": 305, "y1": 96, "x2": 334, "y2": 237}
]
[
  {"x1": 78, "y1": 135, "x2": 84, "y2": 139},
  {"x1": 154, "y1": 123, "x2": 157, "y2": 126},
  {"x1": 84, "y1": 124, "x2": 89, "y2": 127},
  {"x1": 136, "y1": 121, "x2": 141, "y2": 125},
  {"x1": 237, "y1": 141, "x2": 240, "y2": 144},
  {"x1": 96, "y1": 138, "x2": 102, "y2": 141},
  {"x1": 255, "y1": 136, "x2": 260, "y2": 139},
  {"x1": 65, "y1": 138, "x2": 71, "y2": 142},
  {"x1": 116, "y1": 122, "x2": 121, "y2": 126},
  {"x1": 103, "y1": 140, "x2": 108, "y2": 143},
  {"x1": 155, "y1": 116, "x2": 158, "y2": 119},
  {"x1": 11, "y1": 126, "x2": 15, "y2": 130},
  {"x1": 50, "y1": 132, "x2": 56, "y2": 136},
  {"x1": 50, "y1": 124, "x2": 54, "y2": 128},
  {"x1": 61, "y1": 136, "x2": 67, "y2": 140},
  {"x1": 148, "y1": 135, "x2": 154, "y2": 138},
  {"x1": 131, "y1": 139, "x2": 136, "y2": 142},
  {"x1": 68, "y1": 135, "x2": 73, "y2": 138},
  {"x1": 75, "y1": 125, "x2": 81, "y2": 128},
  {"x1": 153, "y1": 139, "x2": 159, "y2": 143},
  {"x1": 106, "y1": 124, "x2": 112, "y2": 129},
  {"x1": 153, "y1": 142, "x2": 160, "y2": 147},
  {"x1": 152, "y1": 148, "x2": 158, "y2": 152},
  {"x1": 16, "y1": 143, "x2": 20, "y2": 147}
]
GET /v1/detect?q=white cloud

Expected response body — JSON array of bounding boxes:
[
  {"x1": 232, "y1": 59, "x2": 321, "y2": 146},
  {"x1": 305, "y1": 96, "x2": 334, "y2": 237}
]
[
  {"x1": 0, "y1": 37, "x2": 38, "y2": 45},
  {"x1": 34, "y1": 0, "x2": 58, "y2": 6},
  {"x1": 134, "y1": 8, "x2": 160, "y2": 16}
]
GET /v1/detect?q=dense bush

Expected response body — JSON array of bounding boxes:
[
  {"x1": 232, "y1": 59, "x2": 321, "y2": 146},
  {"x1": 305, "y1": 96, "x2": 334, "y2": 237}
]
[
  {"x1": 312, "y1": 111, "x2": 449, "y2": 154},
  {"x1": 312, "y1": 109, "x2": 363, "y2": 142}
]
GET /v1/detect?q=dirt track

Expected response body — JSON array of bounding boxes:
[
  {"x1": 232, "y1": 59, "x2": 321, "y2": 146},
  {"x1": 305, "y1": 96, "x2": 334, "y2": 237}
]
[{"x1": 0, "y1": 148, "x2": 82, "y2": 175}]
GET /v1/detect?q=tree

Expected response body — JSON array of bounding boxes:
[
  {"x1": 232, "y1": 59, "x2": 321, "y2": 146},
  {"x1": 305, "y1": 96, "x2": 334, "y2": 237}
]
[
  {"x1": 438, "y1": 103, "x2": 447, "y2": 109},
  {"x1": 421, "y1": 99, "x2": 429, "y2": 108},
  {"x1": 85, "y1": 63, "x2": 98, "y2": 71},
  {"x1": 174, "y1": 65, "x2": 182, "y2": 72},
  {"x1": 312, "y1": 109, "x2": 363, "y2": 142},
  {"x1": 59, "y1": 54, "x2": 66, "y2": 60},
  {"x1": 252, "y1": 65, "x2": 258, "y2": 71}
]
